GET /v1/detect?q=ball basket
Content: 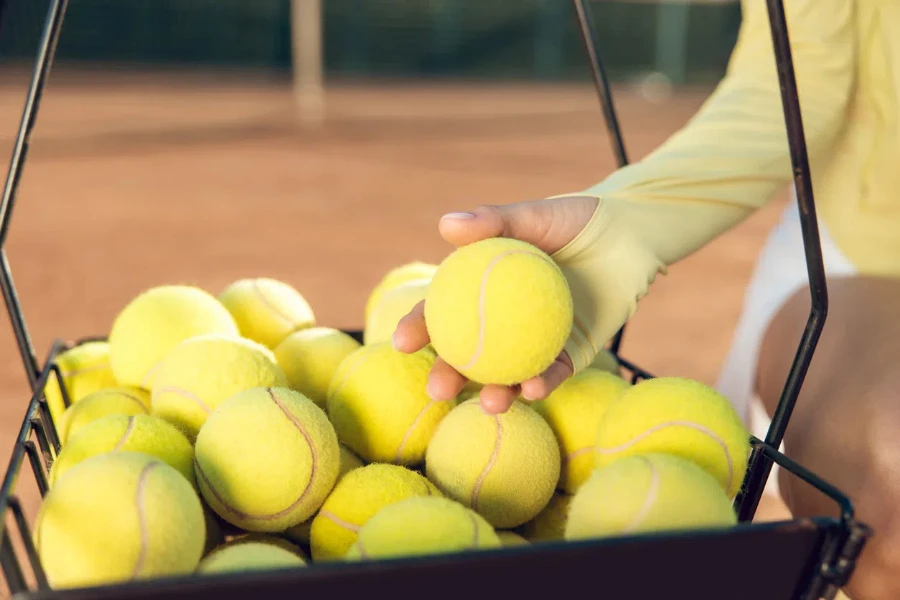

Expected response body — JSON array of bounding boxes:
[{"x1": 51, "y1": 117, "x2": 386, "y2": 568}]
[{"x1": 0, "y1": 1, "x2": 872, "y2": 598}]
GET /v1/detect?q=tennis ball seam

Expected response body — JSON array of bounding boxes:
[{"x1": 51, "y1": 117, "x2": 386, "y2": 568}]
[
  {"x1": 113, "y1": 417, "x2": 139, "y2": 451},
  {"x1": 94, "y1": 389, "x2": 148, "y2": 411},
  {"x1": 563, "y1": 445, "x2": 593, "y2": 464},
  {"x1": 318, "y1": 510, "x2": 360, "y2": 534},
  {"x1": 141, "y1": 361, "x2": 166, "y2": 390},
  {"x1": 131, "y1": 461, "x2": 160, "y2": 578},
  {"x1": 468, "y1": 511, "x2": 480, "y2": 547},
  {"x1": 252, "y1": 280, "x2": 304, "y2": 329},
  {"x1": 470, "y1": 407, "x2": 503, "y2": 512},
  {"x1": 155, "y1": 386, "x2": 212, "y2": 414},
  {"x1": 394, "y1": 398, "x2": 454, "y2": 463},
  {"x1": 194, "y1": 388, "x2": 319, "y2": 523},
  {"x1": 623, "y1": 456, "x2": 661, "y2": 535},
  {"x1": 327, "y1": 345, "x2": 380, "y2": 400},
  {"x1": 459, "y1": 249, "x2": 557, "y2": 372},
  {"x1": 595, "y1": 420, "x2": 735, "y2": 493},
  {"x1": 355, "y1": 538, "x2": 370, "y2": 560}
]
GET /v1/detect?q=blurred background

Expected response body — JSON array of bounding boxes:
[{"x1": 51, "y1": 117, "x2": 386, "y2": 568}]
[{"x1": 0, "y1": 0, "x2": 793, "y2": 539}]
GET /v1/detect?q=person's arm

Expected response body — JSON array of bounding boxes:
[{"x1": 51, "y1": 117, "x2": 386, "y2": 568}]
[{"x1": 553, "y1": 0, "x2": 855, "y2": 372}]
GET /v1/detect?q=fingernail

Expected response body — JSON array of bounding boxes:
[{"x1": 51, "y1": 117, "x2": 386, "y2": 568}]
[
  {"x1": 391, "y1": 331, "x2": 400, "y2": 351},
  {"x1": 426, "y1": 380, "x2": 441, "y2": 401},
  {"x1": 441, "y1": 212, "x2": 475, "y2": 220}
]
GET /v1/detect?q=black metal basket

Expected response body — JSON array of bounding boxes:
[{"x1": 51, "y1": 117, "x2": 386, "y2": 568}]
[{"x1": 0, "y1": 1, "x2": 873, "y2": 599}]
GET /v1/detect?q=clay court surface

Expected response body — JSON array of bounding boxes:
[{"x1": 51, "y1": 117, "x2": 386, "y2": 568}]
[{"x1": 0, "y1": 68, "x2": 793, "y2": 574}]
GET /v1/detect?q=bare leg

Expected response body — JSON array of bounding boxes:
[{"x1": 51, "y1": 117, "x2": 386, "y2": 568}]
[{"x1": 757, "y1": 275, "x2": 900, "y2": 600}]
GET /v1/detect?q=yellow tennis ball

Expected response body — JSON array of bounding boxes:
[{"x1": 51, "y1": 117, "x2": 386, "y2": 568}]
[
  {"x1": 35, "y1": 452, "x2": 205, "y2": 589},
  {"x1": 194, "y1": 387, "x2": 340, "y2": 532},
  {"x1": 364, "y1": 261, "x2": 438, "y2": 322},
  {"x1": 424, "y1": 238, "x2": 573, "y2": 386},
  {"x1": 518, "y1": 493, "x2": 572, "y2": 542},
  {"x1": 336, "y1": 443, "x2": 366, "y2": 476},
  {"x1": 344, "y1": 496, "x2": 501, "y2": 561},
  {"x1": 594, "y1": 377, "x2": 751, "y2": 498},
  {"x1": 109, "y1": 285, "x2": 239, "y2": 389},
  {"x1": 44, "y1": 341, "x2": 118, "y2": 427},
  {"x1": 48, "y1": 414, "x2": 194, "y2": 488},
  {"x1": 283, "y1": 444, "x2": 365, "y2": 545},
  {"x1": 425, "y1": 398, "x2": 560, "y2": 529},
  {"x1": 363, "y1": 278, "x2": 430, "y2": 345},
  {"x1": 57, "y1": 387, "x2": 150, "y2": 445},
  {"x1": 197, "y1": 536, "x2": 306, "y2": 575},
  {"x1": 309, "y1": 463, "x2": 439, "y2": 561},
  {"x1": 326, "y1": 343, "x2": 453, "y2": 465},
  {"x1": 151, "y1": 334, "x2": 287, "y2": 440},
  {"x1": 565, "y1": 453, "x2": 738, "y2": 540},
  {"x1": 219, "y1": 278, "x2": 316, "y2": 349},
  {"x1": 590, "y1": 349, "x2": 622, "y2": 377},
  {"x1": 274, "y1": 327, "x2": 361, "y2": 409},
  {"x1": 533, "y1": 368, "x2": 631, "y2": 493},
  {"x1": 497, "y1": 531, "x2": 529, "y2": 547}
]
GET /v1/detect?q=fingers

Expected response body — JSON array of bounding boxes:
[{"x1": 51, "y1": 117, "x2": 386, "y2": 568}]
[
  {"x1": 438, "y1": 196, "x2": 598, "y2": 255},
  {"x1": 438, "y1": 202, "x2": 549, "y2": 250},
  {"x1": 426, "y1": 357, "x2": 467, "y2": 401},
  {"x1": 392, "y1": 300, "x2": 428, "y2": 353},
  {"x1": 424, "y1": 350, "x2": 574, "y2": 413},
  {"x1": 520, "y1": 352, "x2": 574, "y2": 402},
  {"x1": 479, "y1": 384, "x2": 521, "y2": 415}
]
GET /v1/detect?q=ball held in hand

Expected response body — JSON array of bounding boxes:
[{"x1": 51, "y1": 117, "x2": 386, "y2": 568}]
[{"x1": 424, "y1": 238, "x2": 573, "y2": 386}]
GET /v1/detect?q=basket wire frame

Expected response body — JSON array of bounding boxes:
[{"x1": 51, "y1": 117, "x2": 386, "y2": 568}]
[{"x1": 0, "y1": 0, "x2": 873, "y2": 598}]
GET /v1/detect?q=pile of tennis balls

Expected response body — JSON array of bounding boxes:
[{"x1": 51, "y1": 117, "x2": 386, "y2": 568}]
[{"x1": 34, "y1": 238, "x2": 752, "y2": 591}]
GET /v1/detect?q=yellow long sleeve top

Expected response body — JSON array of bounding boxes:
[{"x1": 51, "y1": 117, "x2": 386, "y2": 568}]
[{"x1": 552, "y1": 0, "x2": 900, "y2": 372}]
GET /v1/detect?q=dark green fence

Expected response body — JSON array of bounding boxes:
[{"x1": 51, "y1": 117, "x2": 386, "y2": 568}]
[{"x1": 0, "y1": 0, "x2": 740, "y2": 83}]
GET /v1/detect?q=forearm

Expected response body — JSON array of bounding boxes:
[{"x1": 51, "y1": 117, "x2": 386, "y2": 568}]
[{"x1": 576, "y1": 0, "x2": 854, "y2": 265}]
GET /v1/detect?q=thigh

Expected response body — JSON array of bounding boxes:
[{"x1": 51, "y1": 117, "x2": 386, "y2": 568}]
[{"x1": 756, "y1": 275, "x2": 900, "y2": 600}]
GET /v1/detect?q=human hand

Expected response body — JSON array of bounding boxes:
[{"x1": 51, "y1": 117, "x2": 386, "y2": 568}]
[{"x1": 392, "y1": 196, "x2": 599, "y2": 414}]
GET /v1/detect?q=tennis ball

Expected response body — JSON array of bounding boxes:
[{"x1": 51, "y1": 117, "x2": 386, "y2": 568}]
[
  {"x1": 49, "y1": 414, "x2": 194, "y2": 488},
  {"x1": 533, "y1": 368, "x2": 631, "y2": 493},
  {"x1": 565, "y1": 453, "x2": 738, "y2": 540},
  {"x1": 590, "y1": 349, "x2": 622, "y2": 376},
  {"x1": 219, "y1": 278, "x2": 315, "y2": 349},
  {"x1": 194, "y1": 387, "x2": 339, "y2": 532},
  {"x1": 109, "y1": 285, "x2": 239, "y2": 389},
  {"x1": 364, "y1": 278, "x2": 430, "y2": 345},
  {"x1": 57, "y1": 387, "x2": 150, "y2": 445},
  {"x1": 274, "y1": 327, "x2": 361, "y2": 409},
  {"x1": 497, "y1": 531, "x2": 529, "y2": 547},
  {"x1": 309, "y1": 463, "x2": 439, "y2": 561},
  {"x1": 197, "y1": 536, "x2": 306, "y2": 575},
  {"x1": 424, "y1": 238, "x2": 573, "y2": 386},
  {"x1": 518, "y1": 493, "x2": 572, "y2": 542},
  {"x1": 151, "y1": 334, "x2": 287, "y2": 440},
  {"x1": 425, "y1": 398, "x2": 560, "y2": 529},
  {"x1": 326, "y1": 343, "x2": 452, "y2": 465},
  {"x1": 345, "y1": 496, "x2": 501, "y2": 561},
  {"x1": 594, "y1": 377, "x2": 751, "y2": 498},
  {"x1": 35, "y1": 452, "x2": 205, "y2": 589},
  {"x1": 364, "y1": 261, "x2": 438, "y2": 322},
  {"x1": 283, "y1": 444, "x2": 365, "y2": 545},
  {"x1": 44, "y1": 341, "x2": 118, "y2": 427}
]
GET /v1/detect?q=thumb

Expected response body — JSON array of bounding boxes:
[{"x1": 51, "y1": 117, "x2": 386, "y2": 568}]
[{"x1": 438, "y1": 196, "x2": 598, "y2": 255}]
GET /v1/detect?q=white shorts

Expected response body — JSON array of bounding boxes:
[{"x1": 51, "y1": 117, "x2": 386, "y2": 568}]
[{"x1": 715, "y1": 194, "x2": 857, "y2": 496}]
